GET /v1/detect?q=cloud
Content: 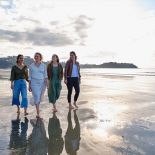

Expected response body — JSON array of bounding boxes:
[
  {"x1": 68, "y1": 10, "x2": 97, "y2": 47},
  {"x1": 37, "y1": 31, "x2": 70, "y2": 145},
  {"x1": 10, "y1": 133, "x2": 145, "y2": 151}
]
[
  {"x1": 0, "y1": 27, "x2": 74, "y2": 46},
  {"x1": 50, "y1": 21, "x2": 60, "y2": 26},
  {"x1": 16, "y1": 16, "x2": 40, "y2": 24},
  {"x1": 48, "y1": 15, "x2": 95, "y2": 46},
  {"x1": 72, "y1": 15, "x2": 94, "y2": 45}
]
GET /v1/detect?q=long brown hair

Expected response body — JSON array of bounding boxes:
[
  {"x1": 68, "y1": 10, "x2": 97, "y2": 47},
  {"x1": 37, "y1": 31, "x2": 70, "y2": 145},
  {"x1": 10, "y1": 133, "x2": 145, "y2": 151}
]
[
  {"x1": 70, "y1": 51, "x2": 77, "y2": 60},
  {"x1": 50, "y1": 54, "x2": 59, "y2": 64},
  {"x1": 16, "y1": 54, "x2": 24, "y2": 64}
]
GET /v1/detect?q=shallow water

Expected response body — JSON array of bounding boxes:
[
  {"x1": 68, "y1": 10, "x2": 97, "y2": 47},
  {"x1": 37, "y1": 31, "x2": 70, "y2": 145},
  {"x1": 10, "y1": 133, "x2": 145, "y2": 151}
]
[{"x1": 0, "y1": 68, "x2": 155, "y2": 155}]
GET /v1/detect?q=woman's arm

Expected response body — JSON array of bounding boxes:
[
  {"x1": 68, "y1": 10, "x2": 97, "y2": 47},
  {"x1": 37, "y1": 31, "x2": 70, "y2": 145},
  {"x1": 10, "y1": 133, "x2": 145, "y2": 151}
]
[
  {"x1": 28, "y1": 65, "x2": 32, "y2": 92},
  {"x1": 44, "y1": 64, "x2": 48, "y2": 88},
  {"x1": 64, "y1": 61, "x2": 69, "y2": 84},
  {"x1": 10, "y1": 81, "x2": 14, "y2": 89},
  {"x1": 59, "y1": 63, "x2": 63, "y2": 80},
  {"x1": 28, "y1": 80, "x2": 32, "y2": 92},
  {"x1": 25, "y1": 66, "x2": 29, "y2": 82},
  {"x1": 78, "y1": 62, "x2": 81, "y2": 84},
  {"x1": 10, "y1": 66, "x2": 15, "y2": 89}
]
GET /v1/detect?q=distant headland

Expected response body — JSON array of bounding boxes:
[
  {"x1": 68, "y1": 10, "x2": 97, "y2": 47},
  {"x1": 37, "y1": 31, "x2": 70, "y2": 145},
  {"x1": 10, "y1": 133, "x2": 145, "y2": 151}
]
[
  {"x1": 81, "y1": 62, "x2": 138, "y2": 68},
  {"x1": 0, "y1": 56, "x2": 138, "y2": 69}
]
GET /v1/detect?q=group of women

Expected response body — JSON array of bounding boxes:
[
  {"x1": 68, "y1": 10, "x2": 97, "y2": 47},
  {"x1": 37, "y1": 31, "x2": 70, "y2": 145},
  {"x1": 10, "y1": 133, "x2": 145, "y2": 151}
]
[{"x1": 10, "y1": 51, "x2": 81, "y2": 118}]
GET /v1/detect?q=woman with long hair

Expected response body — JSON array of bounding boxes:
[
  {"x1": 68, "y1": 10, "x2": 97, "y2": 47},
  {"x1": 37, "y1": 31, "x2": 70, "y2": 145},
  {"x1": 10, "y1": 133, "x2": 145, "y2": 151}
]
[
  {"x1": 10, "y1": 54, "x2": 28, "y2": 115},
  {"x1": 47, "y1": 54, "x2": 63, "y2": 112},
  {"x1": 64, "y1": 51, "x2": 81, "y2": 109}
]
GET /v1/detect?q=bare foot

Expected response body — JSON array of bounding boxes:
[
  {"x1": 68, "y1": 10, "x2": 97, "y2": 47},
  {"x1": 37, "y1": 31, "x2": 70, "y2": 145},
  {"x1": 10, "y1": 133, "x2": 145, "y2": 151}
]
[
  {"x1": 36, "y1": 115, "x2": 43, "y2": 121},
  {"x1": 73, "y1": 108, "x2": 78, "y2": 112},
  {"x1": 17, "y1": 110, "x2": 20, "y2": 114},
  {"x1": 36, "y1": 115, "x2": 40, "y2": 119},
  {"x1": 17, "y1": 113, "x2": 20, "y2": 119},
  {"x1": 69, "y1": 105, "x2": 74, "y2": 109},
  {"x1": 53, "y1": 108, "x2": 58, "y2": 112},
  {"x1": 73, "y1": 103, "x2": 78, "y2": 109},
  {"x1": 24, "y1": 112, "x2": 28, "y2": 116}
]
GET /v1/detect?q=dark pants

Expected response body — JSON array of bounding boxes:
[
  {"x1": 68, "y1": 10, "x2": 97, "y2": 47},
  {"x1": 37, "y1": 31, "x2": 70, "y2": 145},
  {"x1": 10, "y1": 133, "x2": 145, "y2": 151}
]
[{"x1": 67, "y1": 77, "x2": 80, "y2": 103}]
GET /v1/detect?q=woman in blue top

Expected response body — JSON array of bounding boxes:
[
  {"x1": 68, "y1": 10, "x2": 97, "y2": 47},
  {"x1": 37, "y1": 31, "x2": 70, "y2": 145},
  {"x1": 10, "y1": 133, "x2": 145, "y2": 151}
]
[{"x1": 28, "y1": 52, "x2": 48, "y2": 118}]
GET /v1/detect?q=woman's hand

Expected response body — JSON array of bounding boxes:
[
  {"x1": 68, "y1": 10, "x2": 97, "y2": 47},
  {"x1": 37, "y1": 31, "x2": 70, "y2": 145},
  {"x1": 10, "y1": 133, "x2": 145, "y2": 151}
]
[
  {"x1": 11, "y1": 83, "x2": 14, "y2": 89},
  {"x1": 45, "y1": 78, "x2": 49, "y2": 89},
  {"x1": 46, "y1": 82, "x2": 49, "y2": 89},
  {"x1": 64, "y1": 79, "x2": 67, "y2": 84},
  {"x1": 28, "y1": 86, "x2": 32, "y2": 92},
  {"x1": 28, "y1": 81, "x2": 32, "y2": 92}
]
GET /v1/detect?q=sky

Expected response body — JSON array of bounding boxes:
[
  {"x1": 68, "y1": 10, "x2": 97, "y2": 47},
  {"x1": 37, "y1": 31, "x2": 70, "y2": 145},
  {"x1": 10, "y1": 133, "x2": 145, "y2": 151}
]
[{"x1": 0, "y1": 0, "x2": 155, "y2": 68}]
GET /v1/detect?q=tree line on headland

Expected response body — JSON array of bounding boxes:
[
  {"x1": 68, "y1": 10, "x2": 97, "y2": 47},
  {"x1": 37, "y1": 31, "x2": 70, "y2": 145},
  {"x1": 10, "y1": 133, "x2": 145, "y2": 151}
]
[{"x1": 0, "y1": 56, "x2": 138, "y2": 69}]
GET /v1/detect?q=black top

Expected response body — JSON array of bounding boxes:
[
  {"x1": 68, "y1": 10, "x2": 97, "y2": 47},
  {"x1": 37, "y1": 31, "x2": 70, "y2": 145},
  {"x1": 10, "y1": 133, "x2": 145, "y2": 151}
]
[{"x1": 10, "y1": 65, "x2": 28, "y2": 81}]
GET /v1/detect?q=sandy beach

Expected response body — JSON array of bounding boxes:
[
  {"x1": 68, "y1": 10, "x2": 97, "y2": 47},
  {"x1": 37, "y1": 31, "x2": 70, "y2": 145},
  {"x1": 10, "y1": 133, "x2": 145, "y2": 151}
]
[{"x1": 0, "y1": 68, "x2": 155, "y2": 155}]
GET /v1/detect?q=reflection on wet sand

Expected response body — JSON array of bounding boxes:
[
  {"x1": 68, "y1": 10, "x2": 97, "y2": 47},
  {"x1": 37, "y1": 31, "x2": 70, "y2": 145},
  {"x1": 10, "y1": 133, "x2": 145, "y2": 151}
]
[
  {"x1": 9, "y1": 115, "x2": 28, "y2": 154},
  {"x1": 65, "y1": 109, "x2": 81, "y2": 155},
  {"x1": 26, "y1": 118, "x2": 48, "y2": 155},
  {"x1": 48, "y1": 112, "x2": 64, "y2": 155}
]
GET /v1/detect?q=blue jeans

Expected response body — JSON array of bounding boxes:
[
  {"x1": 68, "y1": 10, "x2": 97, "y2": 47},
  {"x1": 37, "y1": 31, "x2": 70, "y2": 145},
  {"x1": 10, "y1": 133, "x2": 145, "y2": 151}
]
[{"x1": 12, "y1": 79, "x2": 28, "y2": 108}]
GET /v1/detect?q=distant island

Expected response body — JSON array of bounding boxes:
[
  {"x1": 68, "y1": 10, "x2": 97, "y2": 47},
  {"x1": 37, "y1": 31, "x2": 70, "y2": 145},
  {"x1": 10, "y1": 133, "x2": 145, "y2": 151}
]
[
  {"x1": 81, "y1": 62, "x2": 138, "y2": 68},
  {"x1": 0, "y1": 56, "x2": 138, "y2": 69}
]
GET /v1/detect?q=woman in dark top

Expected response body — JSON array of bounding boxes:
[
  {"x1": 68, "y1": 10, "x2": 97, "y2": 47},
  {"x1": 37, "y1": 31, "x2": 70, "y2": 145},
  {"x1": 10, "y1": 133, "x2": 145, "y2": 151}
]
[
  {"x1": 10, "y1": 54, "x2": 28, "y2": 115},
  {"x1": 64, "y1": 51, "x2": 81, "y2": 109}
]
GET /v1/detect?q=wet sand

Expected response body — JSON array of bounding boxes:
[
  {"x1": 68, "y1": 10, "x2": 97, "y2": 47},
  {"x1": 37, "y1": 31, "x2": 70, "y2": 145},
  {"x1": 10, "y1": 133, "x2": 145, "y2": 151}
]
[{"x1": 0, "y1": 68, "x2": 155, "y2": 155}]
